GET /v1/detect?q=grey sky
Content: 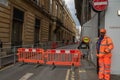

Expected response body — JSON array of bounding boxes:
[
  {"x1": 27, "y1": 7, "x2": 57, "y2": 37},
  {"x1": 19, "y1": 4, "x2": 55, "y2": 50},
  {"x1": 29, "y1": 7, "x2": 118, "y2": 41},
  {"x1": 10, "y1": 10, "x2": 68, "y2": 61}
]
[{"x1": 64, "y1": 0, "x2": 81, "y2": 28}]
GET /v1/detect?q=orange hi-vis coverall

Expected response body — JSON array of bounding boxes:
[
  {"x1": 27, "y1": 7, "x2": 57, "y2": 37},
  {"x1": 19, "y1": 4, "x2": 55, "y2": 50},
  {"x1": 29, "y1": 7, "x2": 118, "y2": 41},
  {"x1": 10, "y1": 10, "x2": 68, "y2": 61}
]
[{"x1": 97, "y1": 35, "x2": 114, "y2": 80}]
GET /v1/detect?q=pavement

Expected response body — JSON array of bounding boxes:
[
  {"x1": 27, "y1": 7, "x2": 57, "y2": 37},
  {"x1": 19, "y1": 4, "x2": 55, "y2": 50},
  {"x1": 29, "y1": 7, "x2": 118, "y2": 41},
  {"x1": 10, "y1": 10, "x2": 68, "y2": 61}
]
[
  {"x1": 79, "y1": 59, "x2": 98, "y2": 80},
  {"x1": 111, "y1": 74, "x2": 120, "y2": 80}
]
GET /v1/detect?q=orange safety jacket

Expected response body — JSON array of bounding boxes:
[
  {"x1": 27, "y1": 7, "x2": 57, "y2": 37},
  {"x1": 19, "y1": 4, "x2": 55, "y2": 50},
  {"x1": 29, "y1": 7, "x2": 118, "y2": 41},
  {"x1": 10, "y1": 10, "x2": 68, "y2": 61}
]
[
  {"x1": 97, "y1": 35, "x2": 114, "y2": 80},
  {"x1": 97, "y1": 35, "x2": 114, "y2": 57}
]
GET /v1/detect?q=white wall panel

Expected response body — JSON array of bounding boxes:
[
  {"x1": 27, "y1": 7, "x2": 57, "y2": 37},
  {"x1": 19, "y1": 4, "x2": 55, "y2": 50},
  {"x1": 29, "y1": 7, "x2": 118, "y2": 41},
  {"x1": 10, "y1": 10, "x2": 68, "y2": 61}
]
[
  {"x1": 105, "y1": 0, "x2": 120, "y2": 74},
  {"x1": 82, "y1": 14, "x2": 98, "y2": 65}
]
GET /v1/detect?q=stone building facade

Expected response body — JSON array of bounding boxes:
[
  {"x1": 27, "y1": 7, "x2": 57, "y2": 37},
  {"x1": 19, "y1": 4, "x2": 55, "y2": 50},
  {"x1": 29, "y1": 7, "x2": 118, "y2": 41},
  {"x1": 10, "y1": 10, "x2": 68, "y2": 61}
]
[{"x1": 0, "y1": 0, "x2": 76, "y2": 48}]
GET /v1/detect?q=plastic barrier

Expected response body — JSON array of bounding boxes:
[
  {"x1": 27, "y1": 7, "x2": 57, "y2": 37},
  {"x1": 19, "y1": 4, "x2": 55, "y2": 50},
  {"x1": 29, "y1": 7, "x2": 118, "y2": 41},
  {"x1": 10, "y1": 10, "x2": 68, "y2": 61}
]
[
  {"x1": 45, "y1": 49, "x2": 81, "y2": 67},
  {"x1": 17, "y1": 48, "x2": 44, "y2": 64}
]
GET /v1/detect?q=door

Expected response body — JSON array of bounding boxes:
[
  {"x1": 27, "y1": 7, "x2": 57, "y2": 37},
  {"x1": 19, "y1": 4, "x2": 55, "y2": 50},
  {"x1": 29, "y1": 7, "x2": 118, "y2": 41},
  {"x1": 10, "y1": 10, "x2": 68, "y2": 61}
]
[
  {"x1": 11, "y1": 8, "x2": 24, "y2": 47},
  {"x1": 34, "y1": 18, "x2": 40, "y2": 46},
  {"x1": 12, "y1": 20, "x2": 23, "y2": 46}
]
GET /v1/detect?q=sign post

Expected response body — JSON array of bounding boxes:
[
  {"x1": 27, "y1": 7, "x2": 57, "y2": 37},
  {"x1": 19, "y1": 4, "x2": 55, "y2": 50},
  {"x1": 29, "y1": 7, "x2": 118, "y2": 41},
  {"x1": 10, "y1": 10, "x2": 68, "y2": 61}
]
[
  {"x1": 92, "y1": 0, "x2": 108, "y2": 36},
  {"x1": 92, "y1": 0, "x2": 108, "y2": 74}
]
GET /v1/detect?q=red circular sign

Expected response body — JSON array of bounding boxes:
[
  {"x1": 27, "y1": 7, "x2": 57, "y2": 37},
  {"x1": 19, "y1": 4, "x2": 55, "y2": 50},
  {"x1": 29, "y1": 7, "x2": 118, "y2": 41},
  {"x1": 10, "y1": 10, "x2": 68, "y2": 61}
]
[{"x1": 92, "y1": 0, "x2": 108, "y2": 11}]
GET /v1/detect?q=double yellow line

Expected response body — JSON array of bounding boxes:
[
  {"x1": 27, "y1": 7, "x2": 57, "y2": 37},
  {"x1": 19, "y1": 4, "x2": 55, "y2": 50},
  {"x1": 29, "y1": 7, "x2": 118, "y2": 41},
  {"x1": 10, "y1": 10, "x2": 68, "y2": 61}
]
[
  {"x1": 65, "y1": 68, "x2": 86, "y2": 80},
  {"x1": 65, "y1": 69, "x2": 76, "y2": 80},
  {"x1": 65, "y1": 69, "x2": 71, "y2": 80}
]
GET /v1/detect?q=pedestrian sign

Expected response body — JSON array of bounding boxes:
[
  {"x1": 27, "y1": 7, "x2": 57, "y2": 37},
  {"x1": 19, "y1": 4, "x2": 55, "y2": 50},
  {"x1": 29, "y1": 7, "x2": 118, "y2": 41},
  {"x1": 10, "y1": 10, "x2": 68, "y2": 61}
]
[{"x1": 82, "y1": 36, "x2": 90, "y2": 43}]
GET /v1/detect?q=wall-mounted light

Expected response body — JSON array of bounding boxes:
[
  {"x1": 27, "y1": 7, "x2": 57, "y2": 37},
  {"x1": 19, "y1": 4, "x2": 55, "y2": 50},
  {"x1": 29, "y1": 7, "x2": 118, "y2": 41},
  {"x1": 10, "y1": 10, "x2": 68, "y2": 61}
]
[{"x1": 118, "y1": 10, "x2": 120, "y2": 16}]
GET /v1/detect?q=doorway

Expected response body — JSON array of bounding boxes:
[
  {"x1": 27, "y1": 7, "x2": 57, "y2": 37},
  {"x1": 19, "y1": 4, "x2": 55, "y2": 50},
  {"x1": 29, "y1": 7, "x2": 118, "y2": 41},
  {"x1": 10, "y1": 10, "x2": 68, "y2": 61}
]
[
  {"x1": 11, "y1": 8, "x2": 24, "y2": 47},
  {"x1": 34, "y1": 18, "x2": 40, "y2": 47}
]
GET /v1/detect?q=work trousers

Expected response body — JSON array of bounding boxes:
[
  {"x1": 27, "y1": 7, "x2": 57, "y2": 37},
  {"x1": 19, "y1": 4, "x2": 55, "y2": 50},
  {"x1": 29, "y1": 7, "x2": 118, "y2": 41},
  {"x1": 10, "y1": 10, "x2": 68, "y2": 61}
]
[{"x1": 98, "y1": 53, "x2": 111, "y2": 80}]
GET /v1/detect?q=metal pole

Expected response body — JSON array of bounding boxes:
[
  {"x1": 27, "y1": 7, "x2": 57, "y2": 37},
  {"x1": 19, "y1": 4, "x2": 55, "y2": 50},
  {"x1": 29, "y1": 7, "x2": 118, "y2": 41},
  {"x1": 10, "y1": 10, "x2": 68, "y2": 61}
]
[
  {"x1": 97, "y1": 12, "x2": 101, "y2": 74},
  {"x1": 98, "y1": 12, "x2": 101, "y2": 36},
  {"x1": 14, "y1": 46, "x2": 16, "y2": 65}
]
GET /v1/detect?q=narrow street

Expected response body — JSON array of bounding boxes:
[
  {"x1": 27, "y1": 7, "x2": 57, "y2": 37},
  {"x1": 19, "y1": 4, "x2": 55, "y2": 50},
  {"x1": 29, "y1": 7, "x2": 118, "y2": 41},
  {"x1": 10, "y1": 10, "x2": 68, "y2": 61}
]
[
  {"x1": 0, "y1": 0, "x2": 120, "y2": 79},
  {"x1": 0, "y1": 44, "x2": 99, "y2": 80},
  {"x1": 0, "y1": 44, "x2": 78, "y2": 80},
  {"x1": 0, "y1": 44, "x2": 120, "y2": 80}
]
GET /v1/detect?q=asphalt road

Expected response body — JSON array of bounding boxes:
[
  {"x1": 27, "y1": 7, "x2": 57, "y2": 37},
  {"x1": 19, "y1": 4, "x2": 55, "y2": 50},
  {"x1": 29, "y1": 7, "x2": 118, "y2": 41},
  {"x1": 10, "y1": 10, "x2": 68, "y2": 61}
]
[
  {"x1": 0, "y1": 44, "x2": 79, "y2": 80},
  {"x1": 0, "y1": 63, "x2": 71, "y2": 80},
  {"x1": 0, "y1": 44, "x2": 101, "y2": 80}
]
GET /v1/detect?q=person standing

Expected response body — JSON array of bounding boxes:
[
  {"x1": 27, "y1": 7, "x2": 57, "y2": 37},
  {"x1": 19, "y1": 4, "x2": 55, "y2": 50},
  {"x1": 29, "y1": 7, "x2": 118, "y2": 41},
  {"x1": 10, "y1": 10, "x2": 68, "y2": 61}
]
[
  {"x1": 78, "y1": 40, "x2": 89, "y2": 59},
  {"x1": 97, "y1": 28, "x2": 114, "y2": 80}
]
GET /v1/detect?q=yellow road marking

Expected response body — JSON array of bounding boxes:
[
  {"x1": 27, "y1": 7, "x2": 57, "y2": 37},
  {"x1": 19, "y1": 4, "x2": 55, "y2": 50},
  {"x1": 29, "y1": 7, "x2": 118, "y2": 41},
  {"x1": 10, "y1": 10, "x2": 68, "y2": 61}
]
[
  {"x1": 65, "y1": 69, "x2": 70, "y2": 80},
  {"x1": 71, "y1": 70, "x2": 75, "y2": 80}
]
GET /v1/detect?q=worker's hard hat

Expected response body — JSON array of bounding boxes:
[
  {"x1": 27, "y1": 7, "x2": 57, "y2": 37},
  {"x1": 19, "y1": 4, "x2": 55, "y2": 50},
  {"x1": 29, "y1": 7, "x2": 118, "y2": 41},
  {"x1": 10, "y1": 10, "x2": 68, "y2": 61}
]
[{"x1": 100, "y1": 28, "x2": 106, "y2": 33}]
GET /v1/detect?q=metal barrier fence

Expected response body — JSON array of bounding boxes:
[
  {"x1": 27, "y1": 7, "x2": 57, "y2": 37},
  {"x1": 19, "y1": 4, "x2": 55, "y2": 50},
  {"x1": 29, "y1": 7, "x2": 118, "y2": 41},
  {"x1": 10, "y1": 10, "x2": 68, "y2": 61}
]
[
  {"x1": 45, "y1": 49, "x2": 81, "y2": 67},
  {"x1": 0, "y1": 47, "x2": 18, "y2": 68},
  {"x1": 0, "y1": 41, "x2": 75, "y2": 68},
  {"x1": 17, "y1": 48, "x2": 81, "y2": 67},
  {"x1": 17, "y1": 48, "x2": 44, "y2": 64}
]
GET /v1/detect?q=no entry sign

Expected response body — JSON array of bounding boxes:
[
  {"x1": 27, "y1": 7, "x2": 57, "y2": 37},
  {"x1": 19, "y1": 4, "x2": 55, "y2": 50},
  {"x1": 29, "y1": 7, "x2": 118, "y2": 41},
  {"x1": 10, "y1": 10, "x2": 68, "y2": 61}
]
[{"x1": 92, "y1": 0, "x2": 108, "y2": 11}]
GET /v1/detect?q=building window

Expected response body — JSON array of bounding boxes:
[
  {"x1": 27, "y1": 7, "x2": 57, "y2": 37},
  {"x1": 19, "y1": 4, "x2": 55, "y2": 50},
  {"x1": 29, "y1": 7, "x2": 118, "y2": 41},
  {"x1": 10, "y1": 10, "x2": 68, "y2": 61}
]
[
  {"x1": 35, "y1": 18, "x2": 40, "y2": 28},
  {"x1": 0, "y1": 0, "x2": 8, "y2": 6},
  {"x1": 56, "y1": 4, "x2": 58, "y2": 16},
  {"x1": 12, "y1": 8, "x2": 24, "y2": 46},
  {"x1": 32, "y1": 0, "x2": 39, "y2": 5},
  {"x1": 48, "y1": 24, "x2": 52, "y2": 41},
  {"x1": 49, "y1": 0, "x2": 52, "y2": 13},
  {"x1": 13, "y1": 8, "x2": 24, "y2": 22},
  {"x1": 59, "y1": 8, "x2": 62, "y2": 20},
  {"x1": 41, "y1": 0, "x2": 45, "y2": 7},
  {"x1": 50, "y1": 0, "x2": 52, "y2": 5},
  {"x1": 34, "y1": 18, "x2": 40, "y2": 45},
  {"x1": 62, "y1": 11, "x2": 64, "y2": 23}
]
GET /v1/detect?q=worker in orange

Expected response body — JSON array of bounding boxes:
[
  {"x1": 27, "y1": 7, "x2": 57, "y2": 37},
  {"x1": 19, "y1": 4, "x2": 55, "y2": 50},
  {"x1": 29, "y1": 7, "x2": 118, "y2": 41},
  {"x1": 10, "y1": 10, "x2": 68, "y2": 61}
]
[{"x1": 97, "y1": 28, "x2": 114, "y2": 80}]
